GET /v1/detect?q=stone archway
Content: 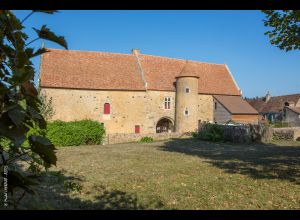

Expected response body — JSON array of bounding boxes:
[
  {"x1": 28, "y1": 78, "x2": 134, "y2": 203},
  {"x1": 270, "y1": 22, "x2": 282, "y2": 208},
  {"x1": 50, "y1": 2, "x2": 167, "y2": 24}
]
[{"x1": 156, "y1": 117, "x2": 174, "y2": 133}]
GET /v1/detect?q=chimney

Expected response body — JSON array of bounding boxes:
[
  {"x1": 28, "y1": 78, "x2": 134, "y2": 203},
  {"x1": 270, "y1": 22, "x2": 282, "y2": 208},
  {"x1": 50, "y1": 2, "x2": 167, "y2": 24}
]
[
  {"x1": 131, "y1": 49, "x2": 140, "y2": 55},
  {"x1": 265, "y1": 91, "x2": 271, "y2": 102}
]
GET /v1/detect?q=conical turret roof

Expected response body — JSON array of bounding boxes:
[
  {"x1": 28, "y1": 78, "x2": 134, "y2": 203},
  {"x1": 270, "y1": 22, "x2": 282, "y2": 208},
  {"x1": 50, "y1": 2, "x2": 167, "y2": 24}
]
[{"x1": 175, "y1": 60, "x2": 199, "y2": 78}]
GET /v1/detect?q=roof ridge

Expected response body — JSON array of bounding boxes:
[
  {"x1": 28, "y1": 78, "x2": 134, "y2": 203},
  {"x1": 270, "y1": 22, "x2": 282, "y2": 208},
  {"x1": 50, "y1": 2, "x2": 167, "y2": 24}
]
[
  {"x1": 46, "y1": 48, "x2": 226, "y2": 66},
  {"x1": 140, "y1": 53, "x2": 226, "y2": 66},
  {"x1": 46, "y1": 48, "x2": 133, "y2": 57},
  {"x1": 271, "y1": 93, "x2": 300, "y2": 98}
]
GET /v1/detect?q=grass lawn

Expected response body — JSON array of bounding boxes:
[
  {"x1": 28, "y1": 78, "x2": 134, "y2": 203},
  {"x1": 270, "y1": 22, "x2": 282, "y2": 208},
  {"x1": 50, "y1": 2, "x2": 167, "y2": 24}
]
[{"x1": 14, "y1": 139, "x2": 300, "y2": 209}]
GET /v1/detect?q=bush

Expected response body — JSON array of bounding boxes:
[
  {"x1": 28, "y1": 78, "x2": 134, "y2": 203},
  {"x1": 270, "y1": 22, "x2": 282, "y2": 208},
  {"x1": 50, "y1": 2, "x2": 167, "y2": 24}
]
[
  {"x1": 46, "y1": 120, "x2": 105, "y2": 146},
  {"x1": 194, "y1": 123, "x2": 225, "y2": 142},
  {"x1": 140, "y1": 136, "x2": 154, "y2": 143}
]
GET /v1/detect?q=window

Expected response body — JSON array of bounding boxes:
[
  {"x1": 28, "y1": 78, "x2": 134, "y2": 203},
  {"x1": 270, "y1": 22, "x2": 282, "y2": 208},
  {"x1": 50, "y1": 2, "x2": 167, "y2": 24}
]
[
  {"x1": 215, "y1": 102, "x2": 217, "y2": 110},
  {"x1": 104, "y1": 103, "x2": 110, "y2": 114},
  {"x1": 164, "y1": 97, "x2": 171, "y2": 109},
  {"x1": 184, "y1": 108, "x2": 189, "y2": 116},
  {"x1": 135, "y1": 125, "x2": 140, "y2": 134},
  {"x1": 185, "y1": 87, "x2": 190, "y2": 93}
]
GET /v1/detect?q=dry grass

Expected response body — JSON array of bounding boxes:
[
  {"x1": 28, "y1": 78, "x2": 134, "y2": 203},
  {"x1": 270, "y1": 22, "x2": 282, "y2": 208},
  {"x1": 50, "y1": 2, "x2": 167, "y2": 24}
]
[{"x1": 14, "y1": 139, "x2": 300, "y2": 209}]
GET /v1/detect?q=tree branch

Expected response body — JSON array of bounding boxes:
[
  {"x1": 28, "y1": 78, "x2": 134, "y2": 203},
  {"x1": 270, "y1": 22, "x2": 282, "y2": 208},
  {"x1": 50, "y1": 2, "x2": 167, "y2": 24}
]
[
  {"x1": 20, "y1": 11, "x2": 34, "y2": 25},
  {"x1": 25, "y1": 37, "x2": 40, "y2": 47}
]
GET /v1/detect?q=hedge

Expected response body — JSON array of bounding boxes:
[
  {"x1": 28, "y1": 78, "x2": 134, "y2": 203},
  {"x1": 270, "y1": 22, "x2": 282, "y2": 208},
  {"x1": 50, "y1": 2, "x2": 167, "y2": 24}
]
[{"x1": 46, "y1": 120, "x2": 105, "y2": 146}]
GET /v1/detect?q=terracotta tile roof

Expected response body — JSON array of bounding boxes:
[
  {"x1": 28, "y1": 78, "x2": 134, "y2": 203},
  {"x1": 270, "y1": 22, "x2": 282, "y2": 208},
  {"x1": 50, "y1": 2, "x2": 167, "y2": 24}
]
[
  {"x1": 40, "y1": 49, "x2": 241, "y2": 95},
  {"x1": 175, "y1": 61, "x2": 199, "y2": 78},
  {"x1": 287, "y1": 106, "x2": 300, "y2": 114},
  {"x1": 40, "y1": 49, "x2": 145, "y2": 91},
  {"x1": 214, "y1": 95, "x2": 258, "y2": 115},
  {"x1": 247, "y1": 94, "x2": 300, "y2": 113},
  {"x1": 139, "y1": 54, "x2": 241, "y2": 95},
  {"x1": 246, "y1": 99, "x2": 266, "y2": 112}
]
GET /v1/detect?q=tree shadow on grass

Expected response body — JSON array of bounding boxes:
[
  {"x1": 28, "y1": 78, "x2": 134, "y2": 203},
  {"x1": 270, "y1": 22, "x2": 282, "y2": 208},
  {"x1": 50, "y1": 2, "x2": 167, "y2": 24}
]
[
  {"x1": 8, "y1": 170, "x2": 164, "y2": 210},
  {"x1": 159, "y1": 138, "x2": 300, "y2": 185}
]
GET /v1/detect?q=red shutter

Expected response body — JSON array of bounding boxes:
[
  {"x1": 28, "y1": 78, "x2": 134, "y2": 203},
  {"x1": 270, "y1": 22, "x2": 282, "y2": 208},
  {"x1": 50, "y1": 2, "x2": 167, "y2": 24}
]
[
  {"x1": 135, "y1": 125, "x2": 140, "y2": 134},
  {"x1": 104, "y1": 103, "x2": 110, "y2": 114}
]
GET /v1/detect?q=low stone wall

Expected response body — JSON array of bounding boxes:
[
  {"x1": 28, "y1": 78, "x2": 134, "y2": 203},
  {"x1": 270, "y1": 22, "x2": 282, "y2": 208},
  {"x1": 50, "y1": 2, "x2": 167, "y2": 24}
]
[
  {"x1": 273, "y1": 127, "x2": 300, "y2": 141},
  {"x1": 104, "y1": 132, "x2": 191, "y2": 145},
  {"x1": 102, "y1": 132, "x2": 191, "y2": 145}
]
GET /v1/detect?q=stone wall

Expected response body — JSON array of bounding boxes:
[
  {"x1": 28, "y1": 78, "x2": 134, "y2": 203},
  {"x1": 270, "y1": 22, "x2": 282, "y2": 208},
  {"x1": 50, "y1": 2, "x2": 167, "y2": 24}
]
[
  {"x1": 273, "y1": 127, "x2": 300, "y2": 141},
  {"x1": 198, "y1": 94, "x2": 214, "y2": 123},
  {"x1": 41, "y1": 87, "x2": 214, "y2": 134},
  {"x1": 103, "y1": 132, "x2": 191, "y2": 145},
  {"x1": 175, "y1": 76, "x2": 199, "y2": 132},
  {"x1": 41, "y1": 88, "x2": 176, "y2": 134}
]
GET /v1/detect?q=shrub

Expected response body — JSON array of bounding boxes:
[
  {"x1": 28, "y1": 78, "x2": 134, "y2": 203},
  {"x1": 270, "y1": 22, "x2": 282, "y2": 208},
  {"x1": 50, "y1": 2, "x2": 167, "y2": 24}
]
[
  {"x1": 194, "y1": 123, "x2": 225, "y2": 142},
  {"x1": 140, "y1": 136, "x2": 154, "y2": 143},
  {"x1": 46, "y1": 120, "x2": 105, "y2": 146}
]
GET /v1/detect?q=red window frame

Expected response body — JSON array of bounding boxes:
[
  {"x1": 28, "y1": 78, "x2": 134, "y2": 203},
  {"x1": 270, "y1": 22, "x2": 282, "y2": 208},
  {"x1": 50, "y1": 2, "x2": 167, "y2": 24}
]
[
  {"x1": 104, "y1": 103, "x2": 110, "y2": 114},
  {"x1": 135, "y1": 125, "x2": 140, "y2": 134}
]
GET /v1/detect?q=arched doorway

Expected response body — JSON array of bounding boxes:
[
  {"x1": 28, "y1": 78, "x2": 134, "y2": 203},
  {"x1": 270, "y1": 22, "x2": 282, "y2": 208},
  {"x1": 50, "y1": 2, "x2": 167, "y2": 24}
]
[{"x1": 156, "y1": 117, "x2": 174, "y2": 133}]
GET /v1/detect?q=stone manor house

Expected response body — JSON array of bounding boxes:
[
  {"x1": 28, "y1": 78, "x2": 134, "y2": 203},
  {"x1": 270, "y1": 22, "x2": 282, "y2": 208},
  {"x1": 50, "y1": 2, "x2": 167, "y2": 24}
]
[{"x1": 39, "y1": 49, "x2": 259, "y2": 134}]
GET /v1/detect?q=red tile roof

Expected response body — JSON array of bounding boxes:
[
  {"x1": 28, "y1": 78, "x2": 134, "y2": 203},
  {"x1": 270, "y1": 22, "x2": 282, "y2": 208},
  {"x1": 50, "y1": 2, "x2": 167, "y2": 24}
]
[
  {"x1": 214, "y1": 95, "x2": 258, "y2": 115},
  {"x1": 139, "y1": 54, "x2": 241, "y2": 95},
  {"x1": 175, "y1": 61, "x2": 200, "y2": 78},
  {"x1": 247, "y1": 94, "x2": 300, "y2": 113},
  {"x1": 40, "y1": 49, "x2": 241, "y2": 95},
  {"x1": 40, "y1": 49, "x2": 145, "y2": 91}
]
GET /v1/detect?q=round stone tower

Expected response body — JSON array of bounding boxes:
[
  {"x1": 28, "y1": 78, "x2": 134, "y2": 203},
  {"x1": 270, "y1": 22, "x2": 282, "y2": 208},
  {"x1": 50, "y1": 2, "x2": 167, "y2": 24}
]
[{"x1": 175, "y1": 61, "x2": 199, "y2": 133}]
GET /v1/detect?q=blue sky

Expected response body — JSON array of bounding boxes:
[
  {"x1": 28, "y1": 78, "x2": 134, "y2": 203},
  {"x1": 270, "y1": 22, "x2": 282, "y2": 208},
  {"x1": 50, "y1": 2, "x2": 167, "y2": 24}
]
[{"x1": 14, "y1": 10, "x2": 300, "y2": 98}]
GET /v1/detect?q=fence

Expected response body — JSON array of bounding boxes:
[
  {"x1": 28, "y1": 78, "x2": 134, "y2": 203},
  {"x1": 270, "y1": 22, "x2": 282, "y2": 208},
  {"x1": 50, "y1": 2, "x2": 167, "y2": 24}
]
[
  {"x1": 198, "y1": 122, "x2": 273, "y2": 143},
  {"x1": 198, "y1": 122, "x2": 300, "y2": 143}
]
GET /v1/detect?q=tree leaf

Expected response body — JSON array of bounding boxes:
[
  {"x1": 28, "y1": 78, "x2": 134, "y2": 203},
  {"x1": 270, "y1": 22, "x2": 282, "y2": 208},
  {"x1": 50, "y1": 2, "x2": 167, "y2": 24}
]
[
  {"x1": 28, "y1": 135, "x2": 57, "y2": 168},
  {"x1": 33, "y1": 25, "x2": 68, "y2": 49},
  {"x1": 31, "y1": 47, "x2": 49, "y2": 58},
  {"x1": 10, "y1": 67, "x2": 34, "y2": 85},
  {"x1": 0, "y1": 113, "x2": 28, "y2": 147},
  {"x1": 32, "y1": 10, "x2": 58, "y2": 14},
  {"x1": 7, "y1": 105, "x2": 26, "y2": 127}
]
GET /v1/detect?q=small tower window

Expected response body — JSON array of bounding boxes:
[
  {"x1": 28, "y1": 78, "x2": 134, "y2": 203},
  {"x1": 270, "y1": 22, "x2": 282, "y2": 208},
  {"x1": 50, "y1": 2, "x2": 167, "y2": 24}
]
[
  {"x1": 104, "y1": 103, "x2": 110, "y2": 114},
  {"x1": 184, "y1": 108, "x2": 189, "y2": 116},
  {"x1": 185, "y1": 87, "x2": 190, "y2": 93},
  {"x1": 215, "y1": 102, "x2": 217, "y2": 110},
  {"x1": 164, "y1": 97, "x2": 171, "y2": 109}
]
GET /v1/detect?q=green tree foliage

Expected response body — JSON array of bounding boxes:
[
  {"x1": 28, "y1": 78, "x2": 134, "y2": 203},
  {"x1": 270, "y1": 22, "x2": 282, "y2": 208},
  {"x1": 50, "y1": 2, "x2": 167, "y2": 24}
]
[
  {"x1": 0, "y1": 10, "x2": 67, "y2": 207},
  {"x1": 262, "y1": 10, "x2": 300, "y2": 51}
]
